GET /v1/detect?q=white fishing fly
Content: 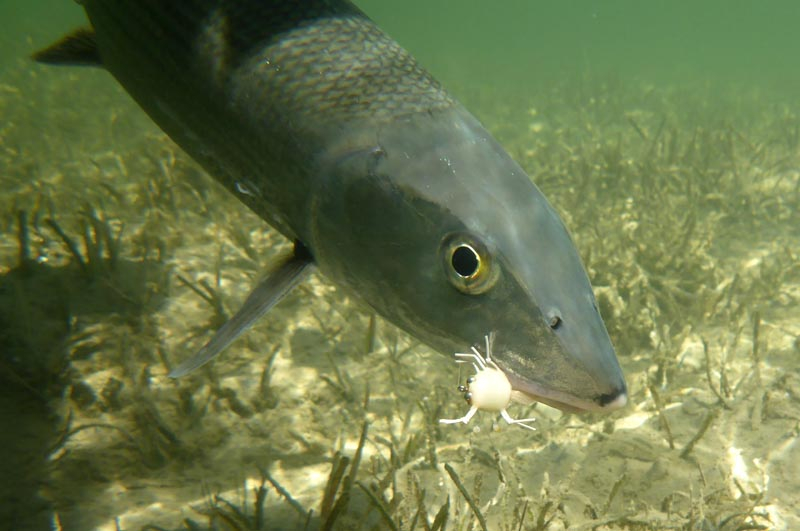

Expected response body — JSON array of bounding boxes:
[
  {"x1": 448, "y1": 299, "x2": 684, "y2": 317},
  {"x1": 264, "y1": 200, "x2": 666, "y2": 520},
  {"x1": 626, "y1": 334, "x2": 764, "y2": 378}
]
[{"x1": 439, "y1": 334, "x2": 536, "y2": 431}]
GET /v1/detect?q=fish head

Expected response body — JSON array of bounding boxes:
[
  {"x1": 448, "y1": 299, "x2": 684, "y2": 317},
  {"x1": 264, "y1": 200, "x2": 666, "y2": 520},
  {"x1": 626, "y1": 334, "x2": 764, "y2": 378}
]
[{"x1": 311, "y1": 107, "x2": 626, "y2": 413}]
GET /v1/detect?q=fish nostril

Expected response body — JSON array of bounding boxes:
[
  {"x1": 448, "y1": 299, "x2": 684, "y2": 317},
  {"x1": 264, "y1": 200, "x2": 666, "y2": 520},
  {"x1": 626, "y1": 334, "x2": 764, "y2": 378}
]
[{"x1": 549, "y1": 315, "x2": 563, "y2": 330}]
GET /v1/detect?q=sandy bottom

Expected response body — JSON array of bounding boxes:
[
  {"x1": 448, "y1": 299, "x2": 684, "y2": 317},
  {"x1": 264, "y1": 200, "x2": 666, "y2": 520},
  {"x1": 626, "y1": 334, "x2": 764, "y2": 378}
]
[{"x1": 0, "y1": 61, "x2": 798, "y2": 531}]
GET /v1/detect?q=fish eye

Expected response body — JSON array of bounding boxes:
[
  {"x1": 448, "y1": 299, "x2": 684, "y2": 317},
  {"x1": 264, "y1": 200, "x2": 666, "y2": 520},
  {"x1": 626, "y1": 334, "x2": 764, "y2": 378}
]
[
  {"x1": 451, "y1": 245, "x2": 479, "y2": 277},
  {"x1": 441, "y1": 233, "x2": 499, "y2": 295}
]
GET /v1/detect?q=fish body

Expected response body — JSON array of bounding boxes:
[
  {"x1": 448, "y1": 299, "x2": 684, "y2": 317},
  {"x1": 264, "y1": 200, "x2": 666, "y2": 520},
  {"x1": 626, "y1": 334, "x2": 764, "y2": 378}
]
[{"x1": 37, "y1": 0, "x2": 627, "y2": 412}]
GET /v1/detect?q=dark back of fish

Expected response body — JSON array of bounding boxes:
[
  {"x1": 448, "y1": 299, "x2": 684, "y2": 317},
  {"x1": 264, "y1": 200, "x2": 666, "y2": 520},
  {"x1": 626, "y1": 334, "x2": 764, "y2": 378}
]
[{"x1": 84, "y1": 0, "x2": 454, "y2": 241}]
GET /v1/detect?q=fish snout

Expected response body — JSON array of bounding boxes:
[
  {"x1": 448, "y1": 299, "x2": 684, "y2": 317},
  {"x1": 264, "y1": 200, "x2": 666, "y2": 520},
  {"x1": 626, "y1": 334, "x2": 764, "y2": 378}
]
[{"x1": 501, "y1": 339, "x2": 628, "y2": 414}]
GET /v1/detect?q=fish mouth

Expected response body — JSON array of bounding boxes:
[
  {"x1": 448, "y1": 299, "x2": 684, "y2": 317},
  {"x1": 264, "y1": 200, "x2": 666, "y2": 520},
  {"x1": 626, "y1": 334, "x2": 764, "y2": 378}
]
[{"x1": 504, "y1": 372, "x2": 628, "y2": 413}]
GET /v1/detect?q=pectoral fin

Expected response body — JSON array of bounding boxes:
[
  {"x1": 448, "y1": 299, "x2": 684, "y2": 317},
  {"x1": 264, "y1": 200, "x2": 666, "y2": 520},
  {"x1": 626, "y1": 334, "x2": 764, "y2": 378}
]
[{"x1": 169, "y1": 242, "x2": 314, "y2": 378}]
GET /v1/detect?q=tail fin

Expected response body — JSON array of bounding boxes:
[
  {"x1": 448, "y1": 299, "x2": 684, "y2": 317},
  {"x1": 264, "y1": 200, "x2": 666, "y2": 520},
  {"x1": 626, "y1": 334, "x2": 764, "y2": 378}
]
[{"x1": 33, "y1": 28, "x2": 102, "y2": 67}]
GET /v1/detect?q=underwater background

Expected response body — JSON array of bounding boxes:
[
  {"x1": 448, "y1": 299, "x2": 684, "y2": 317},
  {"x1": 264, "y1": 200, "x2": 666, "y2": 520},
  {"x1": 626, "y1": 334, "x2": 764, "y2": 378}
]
[{"x1": 1, "y1": 1, "x2": 798, "y2": 530}]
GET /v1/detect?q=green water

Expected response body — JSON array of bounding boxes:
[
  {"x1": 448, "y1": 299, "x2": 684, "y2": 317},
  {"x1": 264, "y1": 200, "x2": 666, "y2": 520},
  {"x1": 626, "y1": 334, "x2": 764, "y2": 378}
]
[
  {"x1": 1, "y1": 2, "x2": 798, "y2": 531},
  {"x1": 363, "y1": 0, "x2": 800, "y2": 89},
  {"x1": 3, "y1": 1, "x2": 800, "y2": 88}
]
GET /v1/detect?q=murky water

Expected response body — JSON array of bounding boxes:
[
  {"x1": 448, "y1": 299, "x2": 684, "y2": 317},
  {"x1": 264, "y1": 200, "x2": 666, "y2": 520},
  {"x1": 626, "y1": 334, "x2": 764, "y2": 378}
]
[{"x1": 1, "y1": 2, "x2": 798, "y2": 530}]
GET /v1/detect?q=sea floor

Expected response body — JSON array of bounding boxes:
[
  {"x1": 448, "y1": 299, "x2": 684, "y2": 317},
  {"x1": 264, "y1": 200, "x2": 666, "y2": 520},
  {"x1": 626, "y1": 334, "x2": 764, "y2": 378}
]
[{"x1": 0, "y1": 56, "x2": 798, "y2": 531}]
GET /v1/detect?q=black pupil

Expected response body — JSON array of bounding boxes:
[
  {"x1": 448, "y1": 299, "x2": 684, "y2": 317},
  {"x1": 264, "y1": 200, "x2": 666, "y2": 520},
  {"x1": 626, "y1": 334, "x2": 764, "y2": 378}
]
[{"x1": 452, "y1": 245, "x2": 479, "y2": 277}]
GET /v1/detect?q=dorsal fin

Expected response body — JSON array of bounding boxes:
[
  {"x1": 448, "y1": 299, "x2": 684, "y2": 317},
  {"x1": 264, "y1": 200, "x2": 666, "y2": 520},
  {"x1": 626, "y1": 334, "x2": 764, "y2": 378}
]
[{"x1": 32, "y1": 28, "x2": 102, "y2": 67}]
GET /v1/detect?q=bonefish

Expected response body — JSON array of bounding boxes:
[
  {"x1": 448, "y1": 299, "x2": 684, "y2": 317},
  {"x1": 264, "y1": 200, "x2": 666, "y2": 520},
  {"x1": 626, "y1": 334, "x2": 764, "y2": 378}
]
[{"x1": 35, "y1": 0, "x2": 627, "y2": 412}]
